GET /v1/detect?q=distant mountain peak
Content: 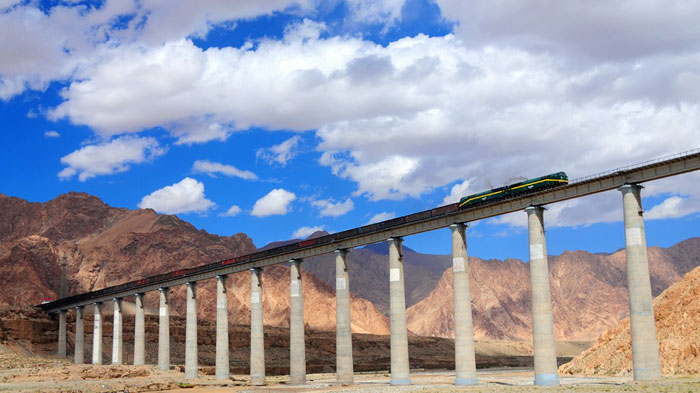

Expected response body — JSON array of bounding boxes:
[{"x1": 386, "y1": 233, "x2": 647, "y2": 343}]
[
  {"x1": 307, "y1": 230, "x2": 329, "y2": 239},
  {"x1": 361, "y1": 242, "x2": 415, "y2": 255}
]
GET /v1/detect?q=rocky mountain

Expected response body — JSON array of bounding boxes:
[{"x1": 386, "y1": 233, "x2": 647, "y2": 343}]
[
  {"x1": 2, "y1": 191, "x2": 698, "y2": 345},
  {"x1": 560, "y1": 263, "x2": 700, "y2": 376},
  {"x1": 300, "y1": 239, "x2": 452, "y2": 315},
  {"x1": 405, "y1": 238, "x2": 700, "y2": 341},
  {"x1": 0, "y1": 192, "x2": 389, "y2": 334}
]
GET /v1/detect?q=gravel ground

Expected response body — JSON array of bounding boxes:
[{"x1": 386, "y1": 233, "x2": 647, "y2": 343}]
[
  {"x1": 159, "y1": 369, "x2": 700, "y2": 393},
  {"x1": 2, "y1": 348, "x2": 698, "y2": 393}
]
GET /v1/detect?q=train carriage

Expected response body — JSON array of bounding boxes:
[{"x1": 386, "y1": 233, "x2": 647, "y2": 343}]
[{"x1": 459, "y1": 172, "x2": 568, "y2": 209}]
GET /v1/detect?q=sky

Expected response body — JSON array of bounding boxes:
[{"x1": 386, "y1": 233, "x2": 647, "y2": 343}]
[{"x1": 1, "y1": 0, "x2": 699, "y2": 262}]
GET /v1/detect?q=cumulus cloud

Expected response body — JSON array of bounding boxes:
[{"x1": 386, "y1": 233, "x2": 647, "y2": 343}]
[
  {"x1": 0, "y1": 0, "x2": 306, "y2": 100},
  {"x1": 251, "y1": 188, "x2": 296, "y2": 217},
  {"x1": 435, "y1": 0, "x2": 700, "y2": 62},
  {"x1": 138, "y1": 177, "x2": 216, "y2": 214},
  {"x1": 58, "y1": 136, "x2": 166, "y2": 181},
  {"x1": 8, "y1": 2, "x2": 698, "y2": 228},
  {"x1": 44, "y1": 130, "x2": 60, "y2": 138},
  {"x1": 344, "y1": 0, "x2": 405, "y2": 26},
  {"x1": 366, "y1": 211, "x2": 395, "y2": 225},
  {"x1": 292, "y1": 225, "x2": 325, "y2": 239},
  {"x1": 311, "y1": 198, "x2": 354, "y2": 217},
  {"x1": 220, "y1": 205, "x2": 242, "y2": 217},
  {"x1": 256, "y1": 135, "x2": 302, "y2": 166},
  {"x1": 442, "y1": 180, "x2": 473, "y2": 205},
  {"x1": 646, "y1": 195, "x2": 700, "y2": 220},
  {"x1": 192, "y1": 160, "x2": 257, "y2": 180}
]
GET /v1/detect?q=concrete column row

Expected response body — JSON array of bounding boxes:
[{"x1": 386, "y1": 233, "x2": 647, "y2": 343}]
[{"x1": 54, "y1": 183, "x2": 662, "y2": 386}]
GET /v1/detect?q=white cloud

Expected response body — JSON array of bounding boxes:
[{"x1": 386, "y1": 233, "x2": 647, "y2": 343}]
[
  {"x1": 435, "y1": 1, "x2": 700, "y2": 62},
  {"x1": 292, "y1": 225, "x2": 325, "y2": 239},
  {"x1": 192, "y1": 159, "x2": 257, "y2": 180},
  {"x1": 256, "y1": 135, "x2": 302, "y2": 166},
  {"x1": 442, "y1": 180, "x2": 472, "y2": 205},
  {"x1": 646, "y1": 195, "x2": 700, "y2": 220},
  {"x1": 366, "y1": 211, "x2": 395, "y2": 225},
  {"x1": 44, "y1": 130, "x2": 60, "y2": 138},
  {"x1": 58, "y1": 136, "x2": 166, "y2": 181},
  {"x1": 220, "y1": 205, "x2": 242, "y2": 217},
  {"x1": 345, "y1": 0, "x2": 405, "y2": 26},
  {"x1": 5, "y1": 2, "x2": 696, "y2": 228},
  {"x1": 251, "y1": 188, "x2": 296, "y2": 217},
  {"x1": 0, "y1": 0, "x2": 306, "y2": 100},
  {"x1": 138, "y1": 177, "x2": 215, "y2": 214},
  {"x1": 311, "y1": 198, "x2": 354, "y2": 217}
]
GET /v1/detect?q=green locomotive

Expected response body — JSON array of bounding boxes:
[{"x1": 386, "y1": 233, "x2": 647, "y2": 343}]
[{"x1": 459, "y1": 172, "x2": 569, "y2": 209}]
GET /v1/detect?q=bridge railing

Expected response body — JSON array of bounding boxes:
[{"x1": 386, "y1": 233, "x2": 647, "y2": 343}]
[{"x1": 569, "y1": 148, "x2": 700, "y2": 185}]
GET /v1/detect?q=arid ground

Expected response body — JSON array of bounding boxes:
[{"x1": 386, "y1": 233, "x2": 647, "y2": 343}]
[{"x1": 1, "y1": 346, "x2": 699, "y2": 393}]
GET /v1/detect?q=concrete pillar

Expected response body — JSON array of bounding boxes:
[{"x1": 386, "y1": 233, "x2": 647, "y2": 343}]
[
  {"x1": 74, "y1": 306, "x2": 84, "y2": 364},
  {"x1": 185, "y1": 282, "x2": 198, "y2": 379},
  {"x1": 134, "y1": 293, "x2": 145, "y2": 366},
  {"x1": 92, "y1": 302, "x2": 103, "y2": 365},
  {"x1": 57, "y1": 310, "x2": 67, "y2": 357},
  {"x1": 450, "y1": 223, "x2": 478, "y2": 385},
  {"x1": 620, "y1": 184, "x2": 662, "y2": 380},
  {"x1": 387, "y1": 237, "x2": 410, "y2": 385},
  {"x1": 289, "y1": 259, "x2": 306, "y2": 385},
  {"x1": 525, "y1": 206, "x2": 559, "y2": 386},
  {"x1": 158, "y1": 287, "x2": 170, "y2": 371},
  {"x1": 335, "y1": 249, "x2": 354, "y2": 385},
  {"x1": 250, "y1": 267, "x2": 265, "y2": 386},
  {"x1": 112, "y1": 298, "x2": 123, "y2": 365},
  {"x1": 216, "y1": 275, "x2": 230, "y2": 381}
]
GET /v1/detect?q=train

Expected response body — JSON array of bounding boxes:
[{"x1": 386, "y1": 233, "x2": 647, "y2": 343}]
[
  {"x1": 459, "y1": 172, "x2": 569, "y2": 208},
  {"x1": 42, "y1": 172, "x2": 568, "y2": 311}
]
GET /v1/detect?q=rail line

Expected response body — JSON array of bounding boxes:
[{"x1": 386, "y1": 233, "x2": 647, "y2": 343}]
[{"x1": 41, "y1": 148, "x2": 700, "y2": 313}]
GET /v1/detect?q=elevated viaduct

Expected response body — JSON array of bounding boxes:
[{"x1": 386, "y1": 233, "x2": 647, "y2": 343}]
[{"x1": 44, "y1": 148, "x2": 700, "y2": 386}]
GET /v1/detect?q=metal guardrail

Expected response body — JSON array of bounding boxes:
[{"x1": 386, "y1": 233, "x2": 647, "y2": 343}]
[{"x1": 569, "y1": 148, "x2": 700, "y2": 184}]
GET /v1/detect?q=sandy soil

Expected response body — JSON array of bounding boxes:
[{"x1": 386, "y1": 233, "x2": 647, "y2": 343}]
[{"x1": 1, "y1": 346, "x2": 698, "y2": 393}]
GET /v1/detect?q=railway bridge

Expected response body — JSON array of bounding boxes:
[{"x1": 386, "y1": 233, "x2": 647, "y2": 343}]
[{"x1": 42, "y1": 148, "x2": 700, "y2": 386}]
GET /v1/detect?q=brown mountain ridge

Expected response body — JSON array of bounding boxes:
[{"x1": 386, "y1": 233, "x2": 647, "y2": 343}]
[
  {"x1": 0, "y1": 192, "x2": 389, "y2": 335},
  {"x1": 405, "y1": 238, "x2": 700, "y2": 341},
  {"x1": 1, "y1": 191, "x2": 698, "y2": 345}
]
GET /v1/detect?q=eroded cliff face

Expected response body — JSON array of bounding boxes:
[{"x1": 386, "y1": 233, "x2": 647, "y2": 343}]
[
  {"x1": 406, "y1": 238, "x2": 700, "y2": 342},
  {"x1": 560, "y1": 263, "x2": 700, "y2": 376},
  {"x1": 0, "y1": 193, "x2": 389, "y2": 335}
]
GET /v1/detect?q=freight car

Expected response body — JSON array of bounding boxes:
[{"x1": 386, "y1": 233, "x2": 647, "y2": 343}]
[
  {"x1": 459, "y1": 172, "x2": 568, "y2": 209},
  {"x1": 43, "y1": 172, "x2": 569, "y2": 310}
]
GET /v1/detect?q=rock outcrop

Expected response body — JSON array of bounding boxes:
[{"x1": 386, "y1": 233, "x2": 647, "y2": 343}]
[
  {"x1": 0, "y1": 193, "x2": 389, "y2": 335},
  {"x1": 560, "y1": 263, "x2": 700, "y2": 376},
  {"x1": 406, "y1": 238, "x2": 700, "y2": 341}
]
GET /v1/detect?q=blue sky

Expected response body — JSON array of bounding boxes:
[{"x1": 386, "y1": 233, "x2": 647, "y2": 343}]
[{"x1": 1, "y1": 0, "x2": 699, "y2": 261}]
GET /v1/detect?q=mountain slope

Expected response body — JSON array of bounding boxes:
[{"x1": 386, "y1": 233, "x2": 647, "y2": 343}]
[
  {"x1": 560, "y1": 263, "x2": 700, "y2": 376},
  {"x1": 406, "y1": 239, "x2": 700, "y2": 341},
  {"x1": 302, "y1": 242, "x2": 452, "y2": 315},
  {"x1": 0, "y1": 192, "x2": 389, "y2": 334}
]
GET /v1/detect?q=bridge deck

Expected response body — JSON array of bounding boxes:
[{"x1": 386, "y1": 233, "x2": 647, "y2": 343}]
[{"x1": 41, "y1": 149, "x2": 700, "y2": 313}]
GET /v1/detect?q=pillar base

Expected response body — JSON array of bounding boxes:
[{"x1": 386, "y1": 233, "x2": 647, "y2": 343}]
[
  {"x1": 534, "y1": 373, "x2": 560, "y2": 386},
  {"x1": 250, "y1": 377, "x2": 265, "y2": 386},
  {"x1": 336, "y1": 377, "x2": 354, "y2": 386},
  {"x1": 634, "y1": 367, "x2": 662, "y2": 381},
  {"x1": 455, "y1": 377, "x2": 478, "y2": 385},
  {"x1": 390, "y1": 378, "x2": 411, "y2": 385},
  {"x1": 290, "y1": 377, "x2": 306, "y2": 385}
]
